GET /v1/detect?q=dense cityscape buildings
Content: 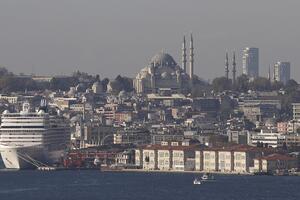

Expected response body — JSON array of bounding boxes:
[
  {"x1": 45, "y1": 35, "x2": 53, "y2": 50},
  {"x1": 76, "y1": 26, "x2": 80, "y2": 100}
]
[
  {"x1": 1, "y1": 2, "x2": 300, "y2": 200},
  {"x1": 0, "y1": 36, "x2": 299, "y2": 175}
]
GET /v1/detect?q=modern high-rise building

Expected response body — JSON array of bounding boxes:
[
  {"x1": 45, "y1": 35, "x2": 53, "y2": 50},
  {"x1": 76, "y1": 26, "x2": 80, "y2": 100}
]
[
  {"x1": 292, "y1": 103, "x2": 300, "y2": 120},
  {"x1": 274, "y1": 61, "x2": 291, "y2": 85},
  {"x1": 242, "y1": 47, "x2": 259, "y2": 79}
]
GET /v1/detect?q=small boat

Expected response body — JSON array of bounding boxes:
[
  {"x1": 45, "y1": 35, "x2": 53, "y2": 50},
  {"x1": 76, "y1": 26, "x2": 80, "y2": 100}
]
[
  {"x1": 193, "y1": 178, "x2": 201, "y2": 185},
  {"x1": 93, "y1": 157, "x2": 101, "y2": 166},
  {"x1": 201, "y1": 173, "x2": 214, "y2": 181}
]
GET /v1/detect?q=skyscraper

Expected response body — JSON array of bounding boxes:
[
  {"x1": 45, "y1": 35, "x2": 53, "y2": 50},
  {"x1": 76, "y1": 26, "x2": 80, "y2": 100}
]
[
  {"x1": 267, "y1": 65, "x2": 271, "y2": 82},
  {"x1": 274, "y1": 62, "x2": 291, "y2": 85},
  {"x1": 242, "y1": 47, "x2": 259, "y2": 79}
]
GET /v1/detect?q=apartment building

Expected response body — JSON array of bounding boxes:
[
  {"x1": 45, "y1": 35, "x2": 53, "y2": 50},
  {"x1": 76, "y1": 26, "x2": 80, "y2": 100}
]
[
  {"x1": 195, "y1": 150, "x2": 203, "y2": 171},
  {"x1": 142, "y1": 149, "x2": 157, "y2": 170},
  {"x1": 233, "y1": 151, "x2": 248, "y2": 173},
  {"x1": 136, "y1": 144, "x2": 282, "y2": 173},
  {"x1": 218, "y1": 150, "x2": 234, "y2": 172},
  {"x1": 137, "y1": 142, "x2": 198, "y2": 171},
  {"x1": 195, "y1": 145, "x2": 274, "y2": 173},
  {"x1": 158, "y1": 149, "x2": 172, "y2": 170},
  {"x1": 277, "y1": 122, "x2": 288, "y2": 134},
  {"x1": 202, "y1": 150, "x2": 218, "y2": 171},
  {"x1": 252, "y1": 154, "x2": 297, "y2": 173},
  {"x1": 135, "y1": 149, "x2": 142, "y2": 167},
  {"x1": 172, "y1": 147, "x2": 195, "y2": 171}
]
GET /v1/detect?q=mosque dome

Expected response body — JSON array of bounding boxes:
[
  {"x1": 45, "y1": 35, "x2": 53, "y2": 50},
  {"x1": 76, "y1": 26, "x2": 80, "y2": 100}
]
[
  {"x1": 161, "y1": 72, "x2": 171, "y2": 79},
  {"x1": 92, "y1": 81, "x2": 103, "y2": 94},
  {"x1": 150, "y1": 52, "x2": 177, "y2": 67},
  {"x1": 107, "y1": 80, "x2": 121, "y2": 94},
  {"x1": 2, "y1": 110, "x2": 10, "y2": 114},
  {"x1": 118, "y1": 90, "x2": 127, "y2": 98},
  {"x1": 134, "y1": 37, "x2": 195, "y2": 94},
  {"x1": 68, "y1": 87, "x2": 76, "y2": 97},
  {"x1": 38, "y1": 110, "x2": 45, "y2": 115},
  {"x1": 92, "y1": 81, "x2": 100, "y2": 87}
]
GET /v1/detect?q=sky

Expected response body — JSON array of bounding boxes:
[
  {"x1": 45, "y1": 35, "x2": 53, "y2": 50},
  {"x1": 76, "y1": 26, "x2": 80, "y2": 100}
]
[{"x1": 0, "y1": 0, "x2": 299, "y2": 81}]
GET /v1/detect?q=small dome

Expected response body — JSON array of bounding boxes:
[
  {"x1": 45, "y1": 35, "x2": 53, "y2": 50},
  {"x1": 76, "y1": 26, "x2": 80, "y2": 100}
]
[
  {"x1": 76, "y1": 83, "x2": 86, "y2": 92},
  {"x1": 38, "y1": 110, "x2": 45, "y2": 115},
  {"x1": 70, "y1": 115, "x2": 80, "y2": 123},
  {"x1": 68, "y1": 87, "x2": 76, "y2": 96},
  {"x1": 92, "y1": 81, "x2": 100, "y2": 87},
  {"x1": 92, "y1": 81, "x2": 103, "y2": 94},
  {"x1": 161, "y1": 72, "x2": 170, "y2": 79},
  {"x1": 2, "y1": 110, "x2": 10, "y2": 114},
  {"x1": 107, "y1": 80, "x2": 121, "y2": 93},
  {"x1": 119, "y1": 90, "x2": 127, "y2": 98}
]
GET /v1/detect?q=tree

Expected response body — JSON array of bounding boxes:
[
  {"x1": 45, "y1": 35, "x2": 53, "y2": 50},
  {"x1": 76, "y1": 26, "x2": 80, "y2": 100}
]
[
  {"x1": 101, "y1": 78, "x2": 110, "y2": 92},
  {"x1": 95, "y1": 74, "x2": 100, "y2": 82},
  {"x1": 250, "y1": 77, "x2": 271, "y2": 91},
  {"x1": 0, "y1": 76, "x2": 40, "y2": 92},
  {"x1": 220, "y1": 95, "x2": 234, "y2": 120},
  {"x1": 115, "y1": 75, "x2": 133, "y2": 92},
  {"x1": 271, "y1": 81, "x2": 284, "y2": 91},
  {"x1": 244, "y1": 119, "x2": 255, "y2": 130},
  {"x1": 212, "y1": 77, "x2": 232, "y2": 92},
  {"x1": 50, "y1": 77, "x2": 78, "y2": 91},
  {"x1": 235, "y1": 75, "x2": 249, "y2": 92},
  {"x1": 285, "y1": 79, "x2": 298, "y2": 94},
  {"x1": 279, "y1": 79, "x2": 300, "y2": 119},
  {"x1": 0, "y1": 67, "x2": 9, "y2": 77}
]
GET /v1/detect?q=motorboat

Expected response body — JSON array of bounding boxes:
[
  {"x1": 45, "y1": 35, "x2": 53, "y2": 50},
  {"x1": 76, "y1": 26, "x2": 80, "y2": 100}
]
[
  {"x1": 201, "y1": 173, "x2": 215, "y2": 181},
  {"x1": 193, "y1": 178, "x2": 201, "y2": 185}
]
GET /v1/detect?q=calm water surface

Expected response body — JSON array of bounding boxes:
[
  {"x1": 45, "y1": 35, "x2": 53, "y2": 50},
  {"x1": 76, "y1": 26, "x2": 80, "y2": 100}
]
[{"x1": 0, "y1": 170, "x2": 299, "y2": 200}]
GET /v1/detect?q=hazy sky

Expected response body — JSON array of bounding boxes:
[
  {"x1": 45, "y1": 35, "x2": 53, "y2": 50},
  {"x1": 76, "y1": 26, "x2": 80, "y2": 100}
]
[{"x1": 0, "y1": 0, "x2": 299, "y2": 81}]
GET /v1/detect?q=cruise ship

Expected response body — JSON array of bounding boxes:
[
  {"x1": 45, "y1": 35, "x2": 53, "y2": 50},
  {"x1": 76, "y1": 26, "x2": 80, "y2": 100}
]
[{"x1": 0, "y1": 101, "x2": 70, "y2": 169}]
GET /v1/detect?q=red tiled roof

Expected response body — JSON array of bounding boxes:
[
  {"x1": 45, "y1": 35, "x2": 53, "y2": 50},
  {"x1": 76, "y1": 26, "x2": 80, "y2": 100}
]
[
  {"x1": 257, "y1": 153, "x2": 296, "y2": 161},
  {"x1": 137, "y1": 144, "x2": 280, "y2": 154},
  {"x1": 142, "y1": 144, "x2": 201, "y2": 151}
]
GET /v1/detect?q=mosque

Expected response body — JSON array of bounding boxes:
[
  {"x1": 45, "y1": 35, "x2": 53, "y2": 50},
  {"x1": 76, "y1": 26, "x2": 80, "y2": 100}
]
[{"x1": 134, "y1": 34, "x2": 195, "y2": 94}]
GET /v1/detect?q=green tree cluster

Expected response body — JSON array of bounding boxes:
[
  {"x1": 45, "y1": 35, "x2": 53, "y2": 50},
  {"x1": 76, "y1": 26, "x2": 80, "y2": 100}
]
[
  {"x1": 212, "y1": 77, "x2": 232, "y2": 93},
  {"x1": 115, "y1": 75, "x2": 134, "y2": 92}
]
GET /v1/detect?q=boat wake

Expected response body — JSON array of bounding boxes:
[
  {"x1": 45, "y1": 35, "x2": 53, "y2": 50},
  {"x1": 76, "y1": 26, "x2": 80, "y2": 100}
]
[{"x1": 0, "y1": 187, "x2": 39, "y2": 194}]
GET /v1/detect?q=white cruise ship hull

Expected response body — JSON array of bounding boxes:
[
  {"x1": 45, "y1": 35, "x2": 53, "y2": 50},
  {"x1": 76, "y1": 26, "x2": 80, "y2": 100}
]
[
  {"x1": 0, "y1": 104, "x2": 70, "y2": 169},
  {"x1": 0, "y1": 144, "x2": 64, "y2": 169}
]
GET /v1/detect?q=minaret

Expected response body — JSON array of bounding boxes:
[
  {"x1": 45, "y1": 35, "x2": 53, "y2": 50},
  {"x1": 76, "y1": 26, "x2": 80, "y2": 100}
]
[
  {"x1": 267, "y1": 65, "x2": 271, "y2": 82},
  {"x1": 189, "y1": 33, "x2": 194, "y2": 79},
  {"x1": 232, "y1": 52, "x2": 237, "y2": 86},
  {"x1": 273, "y1": 64, "x2": 276, "y2": 82},
  {"x1": 225, "y1": 52, "x2": 229, "y2": 80},
  {"x1": 182, "y1": 36, "x2": 187, "y2": 73}
]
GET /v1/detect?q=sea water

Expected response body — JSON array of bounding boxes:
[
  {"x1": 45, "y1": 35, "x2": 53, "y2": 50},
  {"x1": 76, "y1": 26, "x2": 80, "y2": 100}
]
[{"x1": 0, "y1": 170, "x2": 299, "y2": 200}]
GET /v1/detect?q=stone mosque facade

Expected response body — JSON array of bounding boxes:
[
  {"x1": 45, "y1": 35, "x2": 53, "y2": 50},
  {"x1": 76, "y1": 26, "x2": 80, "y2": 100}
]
[{"x1": 134, "y1": 34, "x2": 195, "y2": 94}]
